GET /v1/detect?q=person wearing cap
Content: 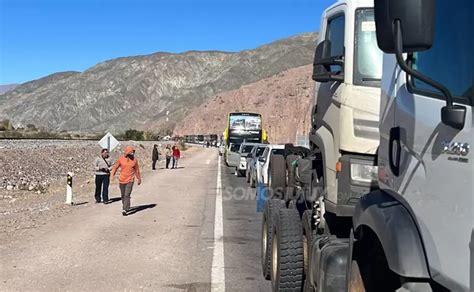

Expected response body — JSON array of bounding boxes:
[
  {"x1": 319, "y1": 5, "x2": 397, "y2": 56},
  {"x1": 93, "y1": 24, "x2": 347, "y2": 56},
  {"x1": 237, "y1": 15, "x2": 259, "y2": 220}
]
[
  {"x1": 94, "y1": 148, "x2": 113, "y2": 204},
  {"x1": 111, "y1": 146, "x2": 142, "y2": 216}
]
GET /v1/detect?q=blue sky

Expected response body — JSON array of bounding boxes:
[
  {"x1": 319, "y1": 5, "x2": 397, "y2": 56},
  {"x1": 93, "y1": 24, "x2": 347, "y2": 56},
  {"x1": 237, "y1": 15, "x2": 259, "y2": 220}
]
[{"x1": 0, "y1": 0, "x2": 333, "y2": 85}]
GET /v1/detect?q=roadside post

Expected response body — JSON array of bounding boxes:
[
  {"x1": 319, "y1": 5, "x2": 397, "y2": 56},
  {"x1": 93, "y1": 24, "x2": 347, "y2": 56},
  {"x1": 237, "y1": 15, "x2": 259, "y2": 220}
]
[{"x1": 65, "y1": 172, "x2": 74, "y2": 205}]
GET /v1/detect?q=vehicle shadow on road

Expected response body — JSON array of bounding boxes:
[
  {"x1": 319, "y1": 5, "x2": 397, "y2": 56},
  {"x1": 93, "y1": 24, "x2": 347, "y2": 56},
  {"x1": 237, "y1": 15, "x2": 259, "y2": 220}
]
[{"x1": 127, "y1": 204, "x2": 157, "y2": 215}]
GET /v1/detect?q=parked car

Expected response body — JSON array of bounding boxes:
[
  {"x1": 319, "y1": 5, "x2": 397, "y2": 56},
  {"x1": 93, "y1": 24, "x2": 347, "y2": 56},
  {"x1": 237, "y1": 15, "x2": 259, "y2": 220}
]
[
  {"x1": 225, "y1": 143, "x2": 241, "y2": 167},
  {"x1": 246, "y1": 144, "x2": 266, "y2": 188},
  {"x1": 235, "y1": 143, "x2": 260, "y2": 177},
  {"x1": 256, "y1": 144, "x2": 285, "y2": 186}
]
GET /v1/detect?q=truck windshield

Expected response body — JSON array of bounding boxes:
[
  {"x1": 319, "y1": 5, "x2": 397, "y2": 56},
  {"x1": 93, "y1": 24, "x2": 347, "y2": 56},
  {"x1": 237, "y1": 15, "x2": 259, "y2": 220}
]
[
  {"x1": 412, "y1": 0, "x2": 473, "y2": 102},
  {"x1": 353, "y1": 8, "x2": 383, "y2": 87}
]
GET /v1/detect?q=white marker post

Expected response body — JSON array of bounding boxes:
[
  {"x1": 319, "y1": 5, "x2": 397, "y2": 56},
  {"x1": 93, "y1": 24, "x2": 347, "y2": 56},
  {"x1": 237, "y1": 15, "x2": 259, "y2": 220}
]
[{"x1": 65, "y1": 172, "x2": 74, "y2": 205}]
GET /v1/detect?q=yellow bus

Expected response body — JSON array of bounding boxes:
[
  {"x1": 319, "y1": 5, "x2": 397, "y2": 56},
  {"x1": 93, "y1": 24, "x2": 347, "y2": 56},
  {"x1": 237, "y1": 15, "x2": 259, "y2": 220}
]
[{"x1": 223, "y1": 112, "x2": 267, "y2": 148}]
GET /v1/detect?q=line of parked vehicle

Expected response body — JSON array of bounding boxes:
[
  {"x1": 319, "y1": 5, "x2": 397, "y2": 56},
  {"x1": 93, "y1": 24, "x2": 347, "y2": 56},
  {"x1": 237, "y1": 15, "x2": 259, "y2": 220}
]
[
  {"x1": 224, "y1": 0, "x2": 472, "y2": 291},
  {"x1": 221, "y1": 141, "x2": 288, "y2": 189}
]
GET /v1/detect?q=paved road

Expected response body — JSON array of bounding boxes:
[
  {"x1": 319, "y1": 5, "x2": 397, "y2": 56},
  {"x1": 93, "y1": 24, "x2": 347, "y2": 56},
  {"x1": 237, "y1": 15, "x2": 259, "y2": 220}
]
[{"x1": 0, "y1": 147, "x2": 270, "y2": 291}]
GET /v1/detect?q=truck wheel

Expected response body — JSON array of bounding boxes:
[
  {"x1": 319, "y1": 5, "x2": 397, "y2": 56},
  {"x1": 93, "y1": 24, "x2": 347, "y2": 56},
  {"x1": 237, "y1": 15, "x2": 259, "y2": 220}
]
[
  {"x1": 286, "y1": 154, "x2": 298, "y2": 199},
  {"x1": 262, "y1": 199, "x2": 286, "y2": 280},
  {"x1": 271, "y1": 208, "x2": 304, "y2": 291},
  {"x1": 269, "y1": 154, "x2": 287, "y2": 199}
]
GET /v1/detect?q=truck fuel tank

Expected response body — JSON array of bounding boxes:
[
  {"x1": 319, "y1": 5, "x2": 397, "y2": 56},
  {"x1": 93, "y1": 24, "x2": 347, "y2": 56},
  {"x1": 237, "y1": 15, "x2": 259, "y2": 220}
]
[{"x1": 310, "y1": 235, "x2": 349, "y2": 292}]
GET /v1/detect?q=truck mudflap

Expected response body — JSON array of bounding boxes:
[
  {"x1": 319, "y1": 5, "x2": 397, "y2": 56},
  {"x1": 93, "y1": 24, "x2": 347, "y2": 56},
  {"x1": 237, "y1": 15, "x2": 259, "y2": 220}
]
[{"x1": 309, "y1": 235, "x2": 349, "y2": 292}]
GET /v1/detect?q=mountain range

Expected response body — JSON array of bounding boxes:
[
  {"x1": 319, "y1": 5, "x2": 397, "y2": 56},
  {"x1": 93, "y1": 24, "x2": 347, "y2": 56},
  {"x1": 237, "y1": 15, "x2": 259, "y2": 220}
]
[
  {"x1": 0, "y1": 33, "x2": 317, "y2": 133},
  {"x1": 0, "y1": 84, "x2": 18, "y2": 95}
]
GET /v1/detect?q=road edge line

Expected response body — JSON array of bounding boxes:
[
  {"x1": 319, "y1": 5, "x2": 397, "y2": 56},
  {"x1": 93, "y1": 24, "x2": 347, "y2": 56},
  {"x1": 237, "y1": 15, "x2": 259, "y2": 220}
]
[{"x1": 211, "y1": 155, "x2": 225, "y2": 291}]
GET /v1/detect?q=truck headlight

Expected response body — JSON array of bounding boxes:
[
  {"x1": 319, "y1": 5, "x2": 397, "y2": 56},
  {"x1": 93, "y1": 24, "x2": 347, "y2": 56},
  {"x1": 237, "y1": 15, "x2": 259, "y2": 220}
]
[{"x1": 350, "y1": 163, "x2": 377, "y2": 183}]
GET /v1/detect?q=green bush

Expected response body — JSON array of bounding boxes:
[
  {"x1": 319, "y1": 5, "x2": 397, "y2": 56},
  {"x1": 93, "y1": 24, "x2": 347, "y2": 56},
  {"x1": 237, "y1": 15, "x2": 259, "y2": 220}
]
[{"x1": 124, "y1": 129, "x2": 145, "y2": 141}]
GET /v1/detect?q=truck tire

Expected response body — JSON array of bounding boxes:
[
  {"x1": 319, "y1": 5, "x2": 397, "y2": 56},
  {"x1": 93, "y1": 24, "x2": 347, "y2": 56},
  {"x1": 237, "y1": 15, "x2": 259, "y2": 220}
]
[
  {"x1": 262, "y1": 199, "x2": 286, "y2": 280},
  {"x1": 269, "y1": 154, "x2": 287, "y2": 199},
  {"x1": 286, "y1": 154, "x2": 298, "y2": 199},
  {"x1": 271, "y1": 208, "x2": 304, "y2": 291}
]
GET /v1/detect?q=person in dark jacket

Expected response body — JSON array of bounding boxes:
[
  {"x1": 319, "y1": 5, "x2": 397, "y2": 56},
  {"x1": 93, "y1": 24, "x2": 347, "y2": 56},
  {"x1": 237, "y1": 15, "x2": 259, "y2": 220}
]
[
  {"x1": 152, "y1": 144, "x2": 159, "y2": 170},
  {"x1": 94, "y1": 148, "x2": 113, "y2": 204}
]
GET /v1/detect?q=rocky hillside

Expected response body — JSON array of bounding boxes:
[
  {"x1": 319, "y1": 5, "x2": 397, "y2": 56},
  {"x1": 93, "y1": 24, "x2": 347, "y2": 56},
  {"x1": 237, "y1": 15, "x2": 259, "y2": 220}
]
[
  {"x1": 0, "y1": 84, "x2": 18, "y2": 95},
  {"x1": 174, "y1": 65, "x2": 314, "y2": 144},
  {"x1": 0, "y1": 33, "x2": 317, "y2": 133}
]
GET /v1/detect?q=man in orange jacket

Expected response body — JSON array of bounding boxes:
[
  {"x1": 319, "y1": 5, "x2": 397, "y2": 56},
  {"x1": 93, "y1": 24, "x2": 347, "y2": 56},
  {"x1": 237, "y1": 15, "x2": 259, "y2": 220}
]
[{"x1": 111, "y1": 145, "x2": 142, "y2": 216}]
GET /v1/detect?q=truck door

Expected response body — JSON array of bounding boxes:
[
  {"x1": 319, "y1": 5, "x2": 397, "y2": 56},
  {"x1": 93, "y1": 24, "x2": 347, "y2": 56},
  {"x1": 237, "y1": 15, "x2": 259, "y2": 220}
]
[
  {"x1": 313, "y1": 4, "x2": 346, "y2": 205},
  {"x1": 388, "y1": 1, "x2": 472, "y2": 289}
]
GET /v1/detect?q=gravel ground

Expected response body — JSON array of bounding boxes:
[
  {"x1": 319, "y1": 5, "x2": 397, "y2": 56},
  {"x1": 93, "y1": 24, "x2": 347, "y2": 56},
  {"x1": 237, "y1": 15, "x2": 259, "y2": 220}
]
[{"x1": 0, "y1": 139, "x2": 175, "y2": 239}]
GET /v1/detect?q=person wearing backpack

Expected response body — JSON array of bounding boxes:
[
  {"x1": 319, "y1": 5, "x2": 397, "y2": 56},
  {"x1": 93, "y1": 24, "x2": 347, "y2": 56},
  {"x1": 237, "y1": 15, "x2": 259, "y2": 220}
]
[{"x1": 94, "y1": 148, "x2": 113, "y2": 204}]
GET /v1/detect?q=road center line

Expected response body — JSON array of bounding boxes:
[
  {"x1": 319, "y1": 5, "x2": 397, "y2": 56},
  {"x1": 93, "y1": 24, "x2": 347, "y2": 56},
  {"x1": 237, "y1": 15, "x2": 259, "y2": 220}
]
[{"x1": 211, "y1": 155, "x2": 225, "y2": 291}]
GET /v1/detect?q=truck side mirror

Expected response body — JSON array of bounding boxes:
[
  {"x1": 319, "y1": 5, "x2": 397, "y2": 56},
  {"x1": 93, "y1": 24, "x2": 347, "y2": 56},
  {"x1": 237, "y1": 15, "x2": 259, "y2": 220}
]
[
  {"x1": 374, "y1": 0, "x2": 466, "y2": 130},
  {"x1": 312, "y1": 40, "x2": 344, "y2": 83},
  {"x1": 374, "y1": 0, "x2": 435, "y2": 53}
]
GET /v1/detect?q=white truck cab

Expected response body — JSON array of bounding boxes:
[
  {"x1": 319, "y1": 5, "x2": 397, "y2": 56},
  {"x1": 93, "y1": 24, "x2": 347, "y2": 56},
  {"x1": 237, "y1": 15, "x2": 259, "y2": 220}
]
[
  {"x1": 262, "y1": 1, "x2": 387, "y2": 290},
  {"x1": 349, "y1": 0, "x2": 473, "y2": 290},
  {"x1": 311, "y1": 0, "x2": 382, "y2": 217}
]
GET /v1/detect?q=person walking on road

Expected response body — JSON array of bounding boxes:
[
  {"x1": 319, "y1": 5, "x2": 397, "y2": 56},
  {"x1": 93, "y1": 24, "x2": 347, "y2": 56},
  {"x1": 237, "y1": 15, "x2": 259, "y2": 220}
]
[
  {"x1": 165, "y1": 145, "x2": 172, "y2": 169},
  {"x1": 111, "y1": 146, "x2": 142, "y2": 216},
  {"x1": 94, "y1": 148, "x2": 113, "y2": 204},
  {"x1": 172, "y1": 145, "x2": 181, "y2": 169},
  {"x1": 152, "y1": 144, "x2": 159, "y2": 170}
]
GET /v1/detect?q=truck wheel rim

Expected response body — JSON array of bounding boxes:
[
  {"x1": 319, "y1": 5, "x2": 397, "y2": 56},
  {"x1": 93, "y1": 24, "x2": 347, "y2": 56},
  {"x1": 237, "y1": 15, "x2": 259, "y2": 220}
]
[
  {"x1": 272, "y1": 230, "x2": 278, "y2": 283},
  {"x1": 262, "y1": 219, "x2": 268, "y2": 260}
]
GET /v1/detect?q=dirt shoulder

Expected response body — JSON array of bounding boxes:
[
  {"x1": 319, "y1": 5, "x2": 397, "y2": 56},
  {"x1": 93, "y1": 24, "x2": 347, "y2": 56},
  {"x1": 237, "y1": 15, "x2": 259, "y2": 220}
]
[{"x1": 0, "y1": 140, "x2": 194, "y2": 244}]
